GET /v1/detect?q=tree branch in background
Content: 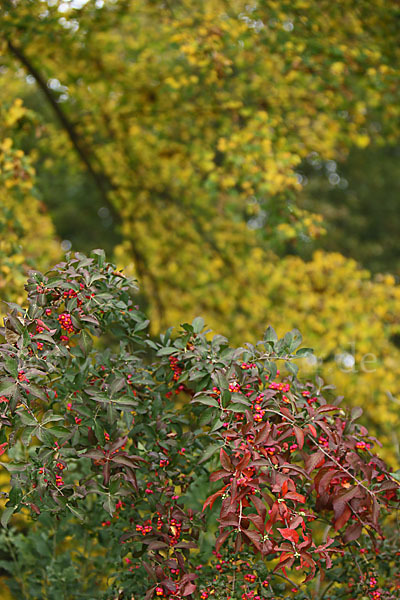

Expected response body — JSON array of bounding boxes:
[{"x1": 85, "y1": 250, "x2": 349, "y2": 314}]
[{"x1": 6, "y1": 37, "x2": 119, "y2": 225}]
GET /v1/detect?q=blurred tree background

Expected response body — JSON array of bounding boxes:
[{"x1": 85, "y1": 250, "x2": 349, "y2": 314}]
[{"x1": 1, "y1": 0, "x2": 400, "y2": 463}]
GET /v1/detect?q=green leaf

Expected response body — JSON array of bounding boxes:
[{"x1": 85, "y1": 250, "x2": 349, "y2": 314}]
[
  {"x1": 157, "y1": 347, "x2": 178, "y2": 356},
  {"x1": 103, "y1": 495, "x2": 116, "y2": 516},
  {"x1": 0, "y1": 380, "x2": 16, "y2": 397},
  {"x1": 79, "y1": 330, "x2": 93, "y2": 355},
  {"x1": 48, "y1": 426, "x2": 71, "y2": 438},
  {"x1": 1, "y1": 505, "x2": 15, "y2": 528},
  {"x1": 192, "y1": 395, "x2": 220, "y2": 408},
  {"x1": 295, "y1": 347, "x2": 313, "y2": 357},
  {"x1": 192, "y1": 317, "x2": 205, "y2": 333},
  {"x1": 94, "y1": 421, "x2": 105, "y2": 444},
  {"x1": 4, "y1": 356, "x2": 18, "y2": 378},
  {"x1": 9, "y1": 486, "x2": 22, "y2": 506},
  {"x1": 228, "y1": 403, "x2": 248, "y2": 413},
  {"x1": 351, "y1": 407, "x2": 363, "y2": 421},
  {"x1": 67, "y1": 504, "x2": 85, "y2": 521},
  {"x1": 134, "y1": 319, "x2": 150, "y2": 333},
  {"x1": 35, "y1": 427, "x2": 54, "y2": 446},
  {"x1": 264, "y1": 326, "x2": 278, "y2": 343},
  {"x1": 288, "y1": 328, "x2": 302, "y2": 351},
  {"x1": 16, "y1": 410, "x2": 37, "y2": 426},
  {"x1": 266, "y1": 361, "x2": 277, "y2": 380},
  {"x1": 109, "y1": 396, "x2": 138, "y2": 407},
  {"x1": 42, "y1": 412, "x2": 65, "y2": 424},
  {"x1": 110, "y1": 376, "x2": 125, "y2": 396},
  {"x1": 211, "y1": 334, "x2": 229, "y2": 348},
  {"x1": 213, "y1": 371, "x2": 229, "y2": 391},
  {"x1": 6, "y1": 314, "x2": 24, "y2": 334},
  {"x1": 34, "y1": 333, "x2": 55, "y2": 345},
  {"x1": 199, "y1": 407, "x2": 214, "y2": 426},
  {"x1": 22, "y1": 384, "x2": 46, "y2": 401},
  {"x1": 392, "y1": 470, "x2": 400, "y2": 482},
  {"x1": 145, "y1": 339, "x2": 158, "y2": 350},
  {"x1": 21, "y1": 426, "x2": 35, "y2": 447},
  {"x1": 284, "y1": 361, "x2": 299, "y2": 377},
  {"x1": 199, "y1": 443, "x2": 223, "y2": 464},
  {"x1": 91, "y1": 248, "x2": 105, "y2": 266}
]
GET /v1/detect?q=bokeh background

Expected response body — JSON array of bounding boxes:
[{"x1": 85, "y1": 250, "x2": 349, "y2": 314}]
[{"x1": 1, "y1": 0, "x2": 400, "y2": 473}]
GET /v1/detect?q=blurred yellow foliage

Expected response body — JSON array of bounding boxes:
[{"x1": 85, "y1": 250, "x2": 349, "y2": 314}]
[{"x1": 0, "y1": 100, "x2": 61, "y2": 313}]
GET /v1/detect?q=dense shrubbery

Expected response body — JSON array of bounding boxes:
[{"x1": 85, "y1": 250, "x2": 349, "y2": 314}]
[
  {"x1": 2, "y1": 1, "x2": 400, "y2": 468},
  {"x1": 0, "y1": 252, "x2": 399, "y2": 599}
]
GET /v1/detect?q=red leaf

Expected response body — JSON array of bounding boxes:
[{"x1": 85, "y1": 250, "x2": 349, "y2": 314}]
[
  {"x1": 103, "y1": 461, "x2": 110, "y2": 485},
  {"x1": 281, "y1": 479, "x2": 288, "y2": 497},
  {"x1": 247, "y1": 513, "x2": 264, "y2": 533},
  {"x1": 281, "y1": 463, "x2": 310, "y2": 479},
  {"x1": 300, "y1": 551, "x2": 315, "y2": 568},
  {"x1": 182, "y1": 583, "x2": 197, "y2": 597},
  {"x1": 235, "y1": 532, "x2": 243, "y2": 553},
  {"x1": 284, "y1": 491, "x2": 306, "y2": 503},
  {"x1": 301, "y1": 552, "x2": 317, "y2": 583},
  {"x1": 317, "y1": 468, "x2": 340, "y2": 494},
  {"x1": 279, "y1": 406, "x2": 294, "y2": 420},
  {"x1": 306, "y1": 450, "x2": 325, "y2": 473},
  {"x1": 174, "y1": 541, "x2": 197, "y2": 549},
  {"x1": 163, "y1": 578, "x2": 177, "y2": 592},
  {"x1": 215, "y1": 528, "x2": 232, "y2": 551},
  {"x1": 82, "y1": 449, "x2": 105, "y2": 460},
  {"x1": 30, "y1": 503, "x2": 40, "y2": 515},
  {"x1": 334, "y1": 504, "x2": 352, "y2": 531},
  {"x1": 242, "y1": 529, "x2": 261, "y2": 550},
  {"x1": 277, "y1": 528, "x2": 299, "y2": 544},
  {"x1": 236, "y1": 450, "x2": 251, "y2": 473},
  {"x1": 308, "y1": 423, "x2": 317, "y2": 437},
  {"x1": 293, "y1": 426, "x2": 304, "y2": 449},
  {"x1": 219, "y1": 517, "x2": 239, "y2": 528},
  {"x1": 0, "y1": 442, "x2": 8, "y2": 456},
  {"x1": 210, "y1": 469, "x2": 230, "y2": 482},
  {"x1": 343, "y1": 522, "x2": 363, "y2": 542},
  {"x1": 109, "y1": 435, "x2": 128, "y2": 453},
  {"x1": 254, "y1": 422, "x2": 271, "y2": 445},
  {"x1": 220, "y1": 448, "x2": 233, "y2": 471},
  {"x1": 221, "y1": 496, "x2": 236, "y2": 518},
  {"x1": 148, "y1": 541, "x2": 169, "y2": 550},
  {"x1": 274, "y1": 555, "x2": 295, "y2": 572},
  {"x1": 333, "y1": 486, "x2": 360, "y2": 518},
  {"x1": 111, "y1": 455, "x2": 141, "y2": 469},
  {"x1": 249, "y1": 495, "x2": 267, "y2": 522},
  {"x1": 378, "y1": 480, "x2": 399, "y2": 492},
  {"x1": 202, "y1": 486, "x2": 227, "y2": 512},
  {"x1": 317, "y1": 405, "x2": 340, "y2": 414}
]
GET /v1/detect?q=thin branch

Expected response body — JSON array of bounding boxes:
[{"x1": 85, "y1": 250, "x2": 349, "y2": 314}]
[
  {"x1": 273, "y1": 571, "x2": 311, "y2": 598},
  {"x1": 6, "y1": 38, "x2": 119, "y2": 223},
  {"x1": 309, "y1": 437, "x2": 377, "y2": 498}
]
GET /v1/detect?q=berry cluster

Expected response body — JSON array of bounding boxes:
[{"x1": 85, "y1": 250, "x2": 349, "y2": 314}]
[
  {"x1": 169, "y1": 356, "x2": 182, "y2": 381},
  {"x1": 63, "y1": 288, "x2": 83, "y2": 307},
  {"x1": 136, "y1": 519, "x2": 153, "y2": 536},
  {"x1": 240, "y1": 362, "x2": 256, "y2": 370},
  {"x1": 250, "y1": 393, "x2": 266, "y2": 423},
  {"x1": 58, "y1": 312, "x2": 75, "y2": 334}
]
